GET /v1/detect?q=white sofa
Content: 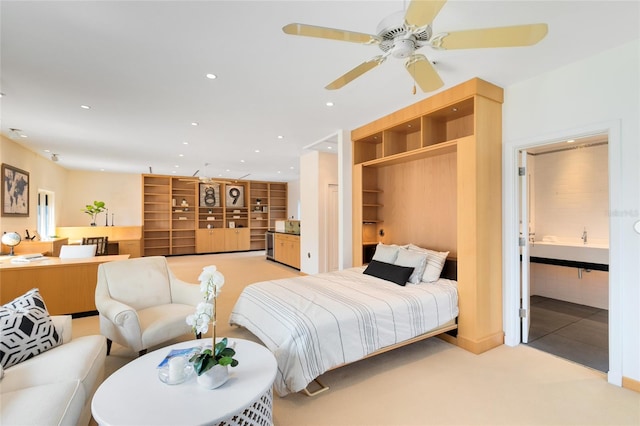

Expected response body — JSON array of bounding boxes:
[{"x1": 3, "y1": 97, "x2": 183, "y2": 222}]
[{"x1": 0, "y1": 315, "x2": 106, "y2": 426}]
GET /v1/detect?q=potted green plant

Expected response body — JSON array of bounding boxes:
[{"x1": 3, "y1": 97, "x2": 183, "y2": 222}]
[
  {"x1": 190, "y1": 338, "x2": 238, "y2": 389},
  {"x1": 82, "y1": 201, "x2": 106, "y2": 226}
]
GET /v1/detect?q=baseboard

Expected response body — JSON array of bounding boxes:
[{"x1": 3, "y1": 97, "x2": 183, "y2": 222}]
[
  {"x1": 456, "y1": 332, "x2": 504, "y2": 354},
  {"x1": 622, "y1": 376, "x2": 640, "y2": 393}
]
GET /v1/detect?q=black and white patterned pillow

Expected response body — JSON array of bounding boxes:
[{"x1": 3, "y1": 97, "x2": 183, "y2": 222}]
[{"x1": 0, "y1": 288, "x2": 61, "y2": 369}]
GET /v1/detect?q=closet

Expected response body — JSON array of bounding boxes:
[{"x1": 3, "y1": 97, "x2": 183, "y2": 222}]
[{"x1": 352, "y1": 78, "x2": 503, "y2": 354}]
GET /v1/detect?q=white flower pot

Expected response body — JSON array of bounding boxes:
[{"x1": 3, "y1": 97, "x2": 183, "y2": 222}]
[{"x1": 197, "y1": 364, "x2": 229, "y2": 389}]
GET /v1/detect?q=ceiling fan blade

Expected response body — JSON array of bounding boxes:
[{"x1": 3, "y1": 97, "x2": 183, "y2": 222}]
[
  {"x1": 433, "y1": 23, "x2": 548, "y2": 50},
  {"x1": 283, "y1": 23, "x2": 380, "y2": 44},
  {"x1": 325, "y1": 56, "x2": 385, "y2": 90},
  {"x1": 405, "y1": 54, "x2": 444, "y2": 92},
  {"x1": 405, "y1": 0, "x2": 448, "y2": 28}
]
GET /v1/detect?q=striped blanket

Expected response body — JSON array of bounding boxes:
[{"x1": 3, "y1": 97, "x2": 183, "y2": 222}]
[{"x1": 229, "y1": 267, "x2": 459, "y2": 396}]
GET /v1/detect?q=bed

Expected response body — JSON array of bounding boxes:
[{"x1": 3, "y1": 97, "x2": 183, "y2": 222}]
[{"x1": 229, "y1": 250, "x2": 459, "y2": 397}]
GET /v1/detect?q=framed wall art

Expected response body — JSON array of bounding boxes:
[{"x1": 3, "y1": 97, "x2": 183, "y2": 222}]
[
  {"x1": 225, "y1": 185, "x2": 245, "y2": 208},
  {"x1": 2, "y1": 163, "x2": 29, "y2": 217},
  {"x1": 199, "y1": 183, "x2": 220, "y2": 207}
]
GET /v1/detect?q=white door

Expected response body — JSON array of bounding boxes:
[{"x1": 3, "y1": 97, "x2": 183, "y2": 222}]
[
  {"x1": 327, "y1": 184, "x2": 339, "y2": 272},
  {"x1": 519, "y1": 150, "x2": 531, "y2": 343}
]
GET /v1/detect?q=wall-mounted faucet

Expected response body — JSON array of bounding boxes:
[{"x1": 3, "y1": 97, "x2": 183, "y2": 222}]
[{"x1": 581, "y1": 227, "x2": 588, "y2": 245}]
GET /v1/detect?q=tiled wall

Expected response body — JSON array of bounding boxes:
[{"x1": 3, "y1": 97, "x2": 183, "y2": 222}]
[
  {"x1": 530, "y1": 263, "x2": 608, "y2": 309},
  {"x1": 532, "y1": 144, "x2": 609, "y2": 243}
]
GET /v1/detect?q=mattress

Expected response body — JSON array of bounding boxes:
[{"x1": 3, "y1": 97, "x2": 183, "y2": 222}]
[{"x1": 229, "y1": 266, "x2": 459, "y2": 396}]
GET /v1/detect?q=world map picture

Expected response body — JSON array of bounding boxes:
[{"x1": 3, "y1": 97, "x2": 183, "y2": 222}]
[{"x1": 2, "y1": 163, "x2": 29, "y2": 217}]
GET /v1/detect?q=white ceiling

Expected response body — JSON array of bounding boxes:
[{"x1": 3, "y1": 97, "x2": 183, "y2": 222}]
[{"x1": 1, "y1": 1, "x2": 638, "y2": 182}]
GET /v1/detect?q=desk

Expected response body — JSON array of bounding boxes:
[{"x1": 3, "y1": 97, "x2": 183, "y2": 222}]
[
  {"x1": 91, "y1": 339, "x2": 277, "y2": 426},
  {"x1": 0, "y1": 255, "x2": 129, "y2": 315},
  {"x1": 56, "y1": 226, "x2": 142, "y2": 258},
  {"x1": 2, "y1": 238, "x2": 68, "y2": 257}
]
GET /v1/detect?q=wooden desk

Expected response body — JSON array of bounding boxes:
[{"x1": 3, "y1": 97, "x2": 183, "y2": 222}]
[
  {"x1": 56, "y1": 226, "x2": 142, "y2": 258},
  {"x1": 2, "y1": 238, "x2": 68, "y2": 257},
  {"x1": 0, "y1": 255, "x2": 129, "y2": 315}
]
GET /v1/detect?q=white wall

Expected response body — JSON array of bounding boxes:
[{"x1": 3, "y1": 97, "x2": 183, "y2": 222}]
[
  {"x1": 533, "y1": 144, "x2": 609, "y2": 243},
  {"x1": 299, "y1": 150, "x2": 338, "y2": 275},
  {"x1": 1, "y1": 136, "x2": 67, "y2": 236},
  {"x1": 1, "y1": 136, "x2": 142, "y2": 239},
  {"x1": 287, "y1": 179, "x2": 300, "y2": 219},
  {"x1": 503, "y1": 40, "x2": 639, "y2": 384},
  {"x1": 62, "y1": 170, "x2": 141, "y2": 226}
]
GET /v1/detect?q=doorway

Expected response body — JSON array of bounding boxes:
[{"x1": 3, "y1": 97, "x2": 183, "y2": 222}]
[{"x1": 518, "y1": 133, "x2": 610, "y2": 373}]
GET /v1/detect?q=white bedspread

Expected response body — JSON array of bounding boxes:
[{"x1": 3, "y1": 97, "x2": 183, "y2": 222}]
[{"x1": 229, "y1": 267, "x2": 458, "y2": 396}]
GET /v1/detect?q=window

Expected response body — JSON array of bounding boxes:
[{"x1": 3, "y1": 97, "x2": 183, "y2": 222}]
[{"x1": 37, "y1": 190, "x2": 55, "y2": 238}]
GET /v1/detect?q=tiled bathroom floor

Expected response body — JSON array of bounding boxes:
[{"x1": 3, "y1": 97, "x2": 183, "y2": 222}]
[{"x1": 526, "y1": 295, "x2": 608, "y2": 372}]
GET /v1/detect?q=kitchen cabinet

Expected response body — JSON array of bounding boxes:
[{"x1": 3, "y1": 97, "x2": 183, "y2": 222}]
[{"x1": 274, "y1": 233, "x2": 300, "y2": 269}]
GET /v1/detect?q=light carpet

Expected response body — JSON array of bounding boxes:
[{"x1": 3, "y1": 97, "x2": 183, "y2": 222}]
[{"x1": 74, "y1": 251, "x2": 639, "y2": 426}]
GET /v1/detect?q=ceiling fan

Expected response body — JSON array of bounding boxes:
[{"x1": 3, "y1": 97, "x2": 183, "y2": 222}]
[{"x1": 283, "y1": 0, "x2": 548, "y2": 92}]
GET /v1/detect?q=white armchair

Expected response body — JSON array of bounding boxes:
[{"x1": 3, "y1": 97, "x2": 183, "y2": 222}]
[{"x1": 95, "y1": 256, "x2": 202, "y2": 356}]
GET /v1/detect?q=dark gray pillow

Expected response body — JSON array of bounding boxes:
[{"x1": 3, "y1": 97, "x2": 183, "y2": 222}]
[{"x1": 363, "y1": 260, "x2": 414, "y2": 286}]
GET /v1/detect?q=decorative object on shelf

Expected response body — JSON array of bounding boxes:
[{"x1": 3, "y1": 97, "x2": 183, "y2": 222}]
[
  {"x1": 1, "y1": 232, "x2": 21, "y2": 255},
  {"x1": 2, "y1": 163, "x2": 29, "y2": 217},
  {"x1": 228, "y1": 221, "x2": 235, "y2": 229},
  {"x1": 105, "y1": 208, "x2": 109, "y2": 226},
  {"x1": 82, "y1": 200, "x2": 107, "y2": 226},
  {"x1": 111, "y1": 213, "x2": 114, "y2": 226},
  {"x1": 256, "y1": 199, "x2": 261, "y2": 205},
  {"x1": 200, "y1": 183, "x2": 220, "y2": 207},
  {"x1": 186, "y1": 266, "x2": 238, "y2": 389},
  {"x1": 181, "y1": 199, "x2": 188, "y2": 207},
  {"x1": 225, "y1": 185, "x2": 245, "y2": 207}
]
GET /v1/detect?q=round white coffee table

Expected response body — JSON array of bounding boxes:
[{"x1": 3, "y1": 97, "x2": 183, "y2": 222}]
[{"x1": 91, "y1": 338, "x2": 277, "y2": 426}]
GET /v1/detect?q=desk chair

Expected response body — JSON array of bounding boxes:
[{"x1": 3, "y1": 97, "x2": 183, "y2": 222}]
[
  {"x1": 82, "y1": 236, "x2": 108, "y2": 255},
  {"x1": 59, "y1": 244, "x2": 97, "y2": 259}
]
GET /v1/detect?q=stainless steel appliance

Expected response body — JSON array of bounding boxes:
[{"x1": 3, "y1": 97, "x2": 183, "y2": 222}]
[{"x1": 265, "y1": 231, "x2": 275, "y2": 260}]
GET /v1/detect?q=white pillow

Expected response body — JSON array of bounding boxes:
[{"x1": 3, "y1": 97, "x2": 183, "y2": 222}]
[
  {"x1": 407, "y1": 244, "x2": 450, "y2": 282},
  {"x1": 371, "y1": 243, "x2": 400, "y2": 264},
  {"x1": 394, "y1": 248, "x2": 428, "y2": 284}
]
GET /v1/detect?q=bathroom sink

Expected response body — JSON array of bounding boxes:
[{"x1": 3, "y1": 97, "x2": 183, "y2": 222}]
[{"x1": 529, "y1": 241, "x2": 609, "y2": 265}]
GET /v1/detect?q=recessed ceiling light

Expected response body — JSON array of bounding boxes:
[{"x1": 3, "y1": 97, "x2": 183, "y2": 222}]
[
  {"x1": 225, "y1": 169, "x2": 230, "y2": 172},
  {"x1": 254, "y1": 149, "x2": 260, "y2": 153},
  {"x1": 240, "y1": 159, "x2": 245, "y2": 163},
  {"x1": 191, "y1": 122, "x2": 199, "y2": 126},
  {"x1": 174, "y1": 165, "x2": 179, "y2": 168},
  {"x1": 183, "y1": 141, "x2": 189, "y2": 145},
  {"x1": 277, "y1": 171, "x2": 281, "y2": 174},
  {"x1": 277, "y1": 135, "x2": 284, "y2": 139},
  {"x1": 44, "y1": 149, "x2": 51, "y2": 153},
  {"x1": 179, "y1": 154, "x2": 184, "y2": 157},
  {"x1": 100, "y1": 168, "x2": 105, "y2": 172},
  {"x1": 567, "y1": 139, "x2": 576, "y2": 143},
  {"x1": 80, "y1": 105, "x2": 91, "y2": 110},
  {"x1": 325, "y1": 101, "x2": 334, "y2": 107},
  {"x1": 206, "y1": 73, "x2": 217, "y2": 79},
  {"x1": 20, "y1": 134, "x2": 28, "y2": 138},
  {"x1": 172, "y1": 170, "x2": 176, "y2": 174}
]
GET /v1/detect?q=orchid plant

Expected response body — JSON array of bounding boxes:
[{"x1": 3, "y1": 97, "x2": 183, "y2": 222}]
[
  {"x1": 186, "y1": 265, "x2": 225, "y2": 337},
  {"x1": 186, "y1": 265, "x2": 238, "y2": 375}
]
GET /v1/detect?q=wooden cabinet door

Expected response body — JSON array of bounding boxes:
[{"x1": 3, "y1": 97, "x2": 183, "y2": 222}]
[
  {"x1": 118, "y1": 240, "x2": 141, "y2": 258},
  {"x1": 224, "y1": 228, "x2": 249, "y2": 251},
  {"x1": 196, "y1": 229, "x2": 226, "y2": 253}
]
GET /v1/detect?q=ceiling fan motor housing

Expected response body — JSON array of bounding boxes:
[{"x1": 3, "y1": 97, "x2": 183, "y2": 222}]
[{"x1": 376, "y1": 10, "x2": 432, "y2": 58}]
